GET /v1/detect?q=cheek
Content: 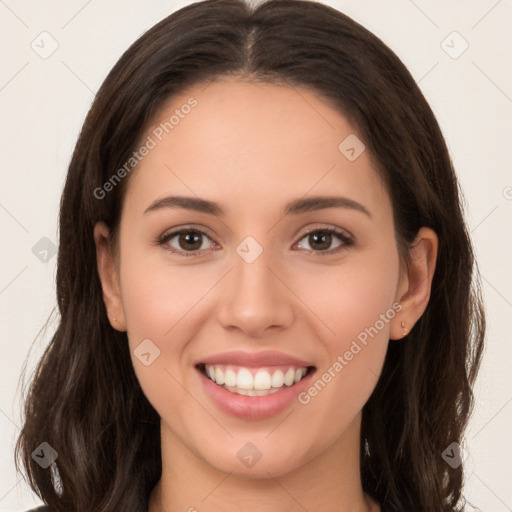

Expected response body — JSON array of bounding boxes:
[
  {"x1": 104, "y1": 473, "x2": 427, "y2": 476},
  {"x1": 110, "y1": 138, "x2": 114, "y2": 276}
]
[
  {"x1": 293, "y1": 249, "x2": 399, "y2": 422},
  {"x1": 292, "y1": 247, "x2": 400, "y2": 347},
  {"x1": 119, "y1": 246, "x2": 212, "y2": 345},
  {"x1": 117, "y1": 245, "x2": 214, "y2": 407}
]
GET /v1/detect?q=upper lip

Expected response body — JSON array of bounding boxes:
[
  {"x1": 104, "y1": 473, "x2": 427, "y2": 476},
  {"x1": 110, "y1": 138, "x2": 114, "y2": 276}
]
[{"x1": 196, "y1": 350, "x2": 315, "y2": 368}]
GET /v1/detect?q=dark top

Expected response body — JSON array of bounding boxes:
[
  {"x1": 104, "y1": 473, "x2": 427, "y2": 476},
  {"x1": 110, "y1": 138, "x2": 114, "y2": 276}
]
[
  {"x1": 24, "y1": 506, "x2": 400, "y2": 511},
  {"x1": 25, "y1": 503, "x2": 396, "y2": 511}
]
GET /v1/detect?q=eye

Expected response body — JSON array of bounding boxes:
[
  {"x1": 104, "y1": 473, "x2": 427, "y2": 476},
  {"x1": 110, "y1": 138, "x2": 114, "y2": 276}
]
[
  {"x1": 158, "y1": 228, "x2": 217, "y2": 256},
  {"x1": 294, "y1": 227, "x2": 353, "y2": 255},
  {"x1": 157, "y1": 226, "x2": 353, "y2": 258}
]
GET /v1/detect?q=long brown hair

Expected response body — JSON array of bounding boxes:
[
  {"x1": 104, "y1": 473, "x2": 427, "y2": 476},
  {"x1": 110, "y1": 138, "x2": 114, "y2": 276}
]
[{"x1": 15, "y1": 0, "x2": 485, "y2": 510}]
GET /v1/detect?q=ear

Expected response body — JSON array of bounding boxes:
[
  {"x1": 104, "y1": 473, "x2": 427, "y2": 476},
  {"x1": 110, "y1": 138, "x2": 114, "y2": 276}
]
[
  {"x1": 389, "y1": 227, "x2": 438, "y2": 340},
  {"x1": 93, "y1": 222, "x2": 126, "y2": 331}
]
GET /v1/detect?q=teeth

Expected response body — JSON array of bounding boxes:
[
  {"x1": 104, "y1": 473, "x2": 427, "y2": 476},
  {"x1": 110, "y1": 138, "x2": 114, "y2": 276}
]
[
  {"x1": 284, "y1": 368, "x2": 295, "y2": 386},
  {"x1": 223, "y1": 386, "x2": 282, "y2": 396},
  {"x1": 254, "y1": 370, "x2": 272, "y2": 390},
  {"x1": 215, "y1": 367, "x2": 225, "y2": 385},
  {"x1": 237, "y1": 368, "x2": 253, "y2": 390},
  {"x1": 271, "y1": 370, "x2": 284, "y2": 388},
  {"x1": 203, "y1": 364, "x2": 308, "y2": 394},
  {"x1": 224, "y1": 368, "x2": 237, "y2": 387}
]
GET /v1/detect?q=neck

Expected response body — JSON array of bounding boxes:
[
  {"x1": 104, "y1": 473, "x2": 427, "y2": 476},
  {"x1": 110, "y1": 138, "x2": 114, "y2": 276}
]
[{"x1": 148, "y1": 414, "x2": 379, "y2": 512}]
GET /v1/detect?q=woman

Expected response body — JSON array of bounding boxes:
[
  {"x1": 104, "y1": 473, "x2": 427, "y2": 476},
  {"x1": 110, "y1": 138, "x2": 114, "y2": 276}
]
[{"x1": 15, "y1": 0, "x2": 485, "y2": 510}]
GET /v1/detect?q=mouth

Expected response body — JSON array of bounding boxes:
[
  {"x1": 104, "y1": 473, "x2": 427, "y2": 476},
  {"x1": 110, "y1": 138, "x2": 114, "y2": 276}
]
[
  {"x1": 195, "y1": 363, "x2": 317, "y2": 397},
  {"x1": 194, "y1": 350, "x2": 317, "y2": 419}
]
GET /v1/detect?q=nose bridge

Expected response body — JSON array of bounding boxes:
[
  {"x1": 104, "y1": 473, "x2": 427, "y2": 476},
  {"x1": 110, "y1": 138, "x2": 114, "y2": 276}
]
[
  {"x1": 216, "y1": 236, "x2": 294, "y2": 336},
  {"x1": 235, "y1": 243, "x2": 274, "y2": 295}
]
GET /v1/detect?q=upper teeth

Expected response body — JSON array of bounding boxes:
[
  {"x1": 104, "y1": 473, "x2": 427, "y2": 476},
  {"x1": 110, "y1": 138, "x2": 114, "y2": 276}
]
[{"x1": 205, "y1": 364, "x2": 308, "y2": 390}]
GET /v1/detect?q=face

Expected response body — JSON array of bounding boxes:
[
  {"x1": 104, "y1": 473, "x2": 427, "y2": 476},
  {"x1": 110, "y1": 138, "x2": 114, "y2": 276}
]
[{"x1": 96, "y1": 78, "x2": 430, "y2": 479}]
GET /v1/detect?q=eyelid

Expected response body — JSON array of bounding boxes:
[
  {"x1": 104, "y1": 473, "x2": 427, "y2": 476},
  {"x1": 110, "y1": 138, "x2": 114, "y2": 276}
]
[{"x1": 297, "y1": 224, "x2": 353, "y2": 241}]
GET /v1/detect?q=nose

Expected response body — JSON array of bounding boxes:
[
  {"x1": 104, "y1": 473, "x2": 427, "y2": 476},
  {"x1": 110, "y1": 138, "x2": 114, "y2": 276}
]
[{"x1": 216, "y1": 246, "x2": 295, "y2": 338}]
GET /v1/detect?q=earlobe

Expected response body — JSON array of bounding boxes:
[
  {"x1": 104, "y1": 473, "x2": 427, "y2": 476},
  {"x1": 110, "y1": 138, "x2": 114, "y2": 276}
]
[
  {"x1": 390, "y1": 227, "x2": 438, "y2": 340},
  {"x1": 389, "y1": 306, "x2": 409, "y2": 340},
  {"x1": 93, "y1": 222, "x2": 126, "y2": 331}
]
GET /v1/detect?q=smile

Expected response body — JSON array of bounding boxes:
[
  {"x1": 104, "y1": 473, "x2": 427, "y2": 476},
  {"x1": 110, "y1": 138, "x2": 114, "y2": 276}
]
[{"x1": 199, "y1": 363, "x2": 313, "y2": 396}]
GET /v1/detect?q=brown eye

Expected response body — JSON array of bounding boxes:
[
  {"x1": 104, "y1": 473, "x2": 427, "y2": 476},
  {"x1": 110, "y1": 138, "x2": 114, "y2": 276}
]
[
  {"x1": 296, "y1": 228, "x2": 353, "y2": 255},
  {"x1": 176, "y1": 231, "x2": 204, "y2": 251},
  {"x1": 160, "y1": 229, "x2": 215, "y2": 255},
  {"x1": 306, "y1": 231, "x2": 334, "y2": 251}
]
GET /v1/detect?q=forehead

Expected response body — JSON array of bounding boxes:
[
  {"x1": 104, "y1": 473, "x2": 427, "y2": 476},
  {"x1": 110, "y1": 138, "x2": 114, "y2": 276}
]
[{"x1": 123, "y1": 78, "x2": 391, "y2": 222}]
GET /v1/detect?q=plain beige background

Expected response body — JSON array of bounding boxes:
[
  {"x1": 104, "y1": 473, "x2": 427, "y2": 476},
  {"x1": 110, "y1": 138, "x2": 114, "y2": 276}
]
[{"x1": 1, "y1": 1, "x2": 511, "y2": 510}]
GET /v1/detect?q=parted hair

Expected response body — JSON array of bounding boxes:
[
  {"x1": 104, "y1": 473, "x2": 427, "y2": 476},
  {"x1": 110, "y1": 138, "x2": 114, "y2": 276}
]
[{"x1": 15, "y1": 0, "x2": 485, "y2": 510}]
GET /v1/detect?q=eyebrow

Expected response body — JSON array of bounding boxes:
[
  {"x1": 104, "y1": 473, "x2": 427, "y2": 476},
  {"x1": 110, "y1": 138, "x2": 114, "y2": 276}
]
[{"x1": 144, "y1": 194, "x2": 372, "y2": 218}]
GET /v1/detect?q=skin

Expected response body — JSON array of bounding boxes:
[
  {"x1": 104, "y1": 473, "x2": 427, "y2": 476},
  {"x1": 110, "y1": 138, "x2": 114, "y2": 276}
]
[{"x1": 94, "y1": 78, "x2": 438, "y2": 512}]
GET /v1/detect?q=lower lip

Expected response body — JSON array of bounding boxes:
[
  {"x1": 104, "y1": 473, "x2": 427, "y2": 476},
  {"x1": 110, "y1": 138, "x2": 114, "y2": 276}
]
[{"x1": 197, "y1": 366, "x2": 316, "y2": 419}]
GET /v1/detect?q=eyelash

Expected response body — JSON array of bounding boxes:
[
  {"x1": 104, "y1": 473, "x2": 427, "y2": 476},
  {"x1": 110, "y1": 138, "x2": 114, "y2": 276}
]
[{"x1": 157, "y1": 226, "x2": 354, "y2": 258}]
